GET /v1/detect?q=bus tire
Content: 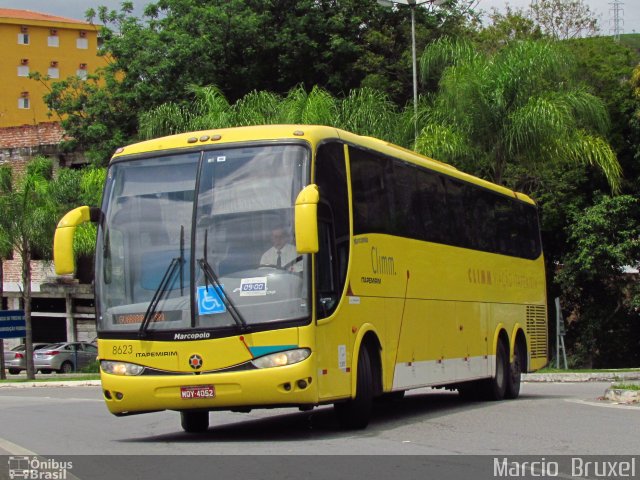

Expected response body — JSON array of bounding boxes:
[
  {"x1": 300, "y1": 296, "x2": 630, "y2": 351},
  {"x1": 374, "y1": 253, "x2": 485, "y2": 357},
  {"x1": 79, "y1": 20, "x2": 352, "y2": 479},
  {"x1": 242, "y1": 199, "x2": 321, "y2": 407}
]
[
  {"x1": 481, "y1": 339, "x2": 508, "y2": 401},
  {"x1": 180, "y1": 410, "x2": 209, "y2": 433},
  {"x1": 505, "y1": 340, "x2": 524, "y2": 399},
  {"x1": 334, "y1": 345, "x2": 374, "y2": 429}
]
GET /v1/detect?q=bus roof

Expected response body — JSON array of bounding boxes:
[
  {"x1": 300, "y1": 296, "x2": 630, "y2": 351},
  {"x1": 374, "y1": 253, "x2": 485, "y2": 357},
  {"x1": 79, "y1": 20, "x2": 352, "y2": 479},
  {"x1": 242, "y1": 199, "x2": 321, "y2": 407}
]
[{"x1": 112, "y1": 124, "x2": 536, "y2": 205}]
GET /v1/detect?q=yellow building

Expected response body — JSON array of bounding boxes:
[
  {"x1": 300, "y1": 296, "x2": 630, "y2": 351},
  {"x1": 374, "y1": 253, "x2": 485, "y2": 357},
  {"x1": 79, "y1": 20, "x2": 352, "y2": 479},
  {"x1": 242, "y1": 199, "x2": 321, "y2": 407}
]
[{"x1": 0, "y1": 8, "x2": 108, "y2": 128}]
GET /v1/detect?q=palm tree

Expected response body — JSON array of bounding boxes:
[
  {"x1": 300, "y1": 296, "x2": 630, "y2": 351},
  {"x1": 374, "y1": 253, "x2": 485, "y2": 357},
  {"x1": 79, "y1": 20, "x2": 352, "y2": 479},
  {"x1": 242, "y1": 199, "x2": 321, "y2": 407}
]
[
  {"x1": 0, "y1": 166, "x2": 12, "y2": 380},
  {"x1": 0, "y1": 158, "x2": 59, "y2": 380},
  {"x1": 136, "y1": 84, "x2": 409, "y2": 146},
  {"x1": 417, "y1": 38, "x2": 622, "y2": 192}
]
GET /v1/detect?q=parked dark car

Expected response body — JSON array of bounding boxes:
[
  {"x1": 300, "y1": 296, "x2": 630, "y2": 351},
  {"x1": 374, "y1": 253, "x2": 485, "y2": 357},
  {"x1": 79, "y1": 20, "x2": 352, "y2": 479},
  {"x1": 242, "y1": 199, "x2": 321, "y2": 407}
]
[{"x1": 33, "y1": 342, "x2": 98, "y2": 374}]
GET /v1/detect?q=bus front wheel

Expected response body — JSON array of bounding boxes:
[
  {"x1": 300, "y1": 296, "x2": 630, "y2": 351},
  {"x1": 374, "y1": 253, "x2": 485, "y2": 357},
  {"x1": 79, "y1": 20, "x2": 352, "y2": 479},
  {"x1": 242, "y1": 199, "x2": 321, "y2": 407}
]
[
  {"x1": 180, "y1": 410, "x2": 209, "y2": 433},
  {"x1": 334, "y1": 346, "x2": 374, "y2": 429}
]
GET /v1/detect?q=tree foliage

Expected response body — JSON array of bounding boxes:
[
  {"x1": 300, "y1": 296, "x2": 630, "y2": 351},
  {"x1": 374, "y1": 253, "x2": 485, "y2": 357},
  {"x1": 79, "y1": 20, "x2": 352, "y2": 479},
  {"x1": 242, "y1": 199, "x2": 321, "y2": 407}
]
[
  {"x1": 474, "y1": 6, "x2": 544, "y2": 52},
  {"x1": 41, "y1": 0, "x2": 477, "y2": 166},
  {"x1": 0, "y1": 158, "x2": 59, "y2": 379},
  {"x1": 138, "y1": 85, "x2": 407, "y2": 146},
  {"x1": 557, "y1": 195, "x2": 640, "y2": 367},
  {"x1": 416, "y1": 38, "x2": 621, "y2": 192}
]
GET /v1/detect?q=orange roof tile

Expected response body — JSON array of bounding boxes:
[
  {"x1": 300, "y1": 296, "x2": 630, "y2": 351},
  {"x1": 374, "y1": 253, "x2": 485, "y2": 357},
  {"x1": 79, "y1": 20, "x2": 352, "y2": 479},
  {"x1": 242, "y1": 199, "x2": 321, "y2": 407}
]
[{"x1": 0, "y1": 8, "x2": 92, "y2": 26}]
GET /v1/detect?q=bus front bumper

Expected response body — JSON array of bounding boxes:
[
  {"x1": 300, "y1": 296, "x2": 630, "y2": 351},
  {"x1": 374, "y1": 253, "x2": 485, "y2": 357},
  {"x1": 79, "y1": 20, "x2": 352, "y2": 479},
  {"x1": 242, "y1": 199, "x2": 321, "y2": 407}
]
[{"x1": 100, "y1": 359, "x2": 318, "y2": 415}]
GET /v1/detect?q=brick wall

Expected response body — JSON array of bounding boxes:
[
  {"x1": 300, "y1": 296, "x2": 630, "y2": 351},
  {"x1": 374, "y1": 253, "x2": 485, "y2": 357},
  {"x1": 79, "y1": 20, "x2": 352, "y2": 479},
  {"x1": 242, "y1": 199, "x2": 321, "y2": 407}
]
[
  {"x1": 2, "y1": 257, "x2": 56, "y2": 292},
  {"x1": 0, "y1": 122, "x2": 85, "y2": 167},
  {"x1": 0, "y1": 122, "x2": 66, "y2": 150}
]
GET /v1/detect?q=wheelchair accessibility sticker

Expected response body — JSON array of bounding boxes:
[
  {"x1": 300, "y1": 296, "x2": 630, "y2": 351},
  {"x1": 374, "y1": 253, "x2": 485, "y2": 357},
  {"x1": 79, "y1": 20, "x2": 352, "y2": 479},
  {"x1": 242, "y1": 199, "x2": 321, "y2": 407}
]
[{"x1": 197, "y1": 285, "x2": 226, "y2": 315}]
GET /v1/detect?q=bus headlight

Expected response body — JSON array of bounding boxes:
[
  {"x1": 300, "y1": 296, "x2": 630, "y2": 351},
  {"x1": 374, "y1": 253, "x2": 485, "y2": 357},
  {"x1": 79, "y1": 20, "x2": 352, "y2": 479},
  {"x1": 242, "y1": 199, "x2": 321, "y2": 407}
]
[
  {"x1": 251, "y1": 348, "x2": 311, "y2": 369},
  {"x1": 101, "y1": 360, "x2": 144, "y2": 376}
]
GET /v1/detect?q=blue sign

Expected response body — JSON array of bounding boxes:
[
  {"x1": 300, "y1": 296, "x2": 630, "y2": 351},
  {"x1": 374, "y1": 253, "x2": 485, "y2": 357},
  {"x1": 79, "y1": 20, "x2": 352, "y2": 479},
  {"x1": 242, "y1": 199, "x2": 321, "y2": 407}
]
[
  {"x1": 197, "y1": 285, "x2": 226, "y2": 316},
  {"x1": 0, "y1": 310, "x2": 26, "y2": 339}
]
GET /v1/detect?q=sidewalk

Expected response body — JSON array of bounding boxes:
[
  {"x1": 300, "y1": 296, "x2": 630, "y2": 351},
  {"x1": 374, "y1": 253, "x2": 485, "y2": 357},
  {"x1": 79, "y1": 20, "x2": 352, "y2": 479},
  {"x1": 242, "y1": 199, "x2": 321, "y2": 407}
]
[{"x1": 523, "y1": 371, "x2": 640, "y2": 404}]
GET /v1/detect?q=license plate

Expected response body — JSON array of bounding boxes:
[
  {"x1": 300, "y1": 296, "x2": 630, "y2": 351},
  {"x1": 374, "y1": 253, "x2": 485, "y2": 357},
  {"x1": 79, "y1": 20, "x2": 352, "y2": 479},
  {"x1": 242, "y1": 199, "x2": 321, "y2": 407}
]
[{"x1": 180, "y1": 385, "x2": 215, "y2": 400}]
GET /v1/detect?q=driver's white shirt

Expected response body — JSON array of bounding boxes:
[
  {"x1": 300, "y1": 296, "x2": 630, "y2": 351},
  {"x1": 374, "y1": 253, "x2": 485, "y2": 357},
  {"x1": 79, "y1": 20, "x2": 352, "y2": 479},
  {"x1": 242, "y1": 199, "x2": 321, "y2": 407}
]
[{"x1": 260, "y1": 243, "x2": 301, "y2": 272}]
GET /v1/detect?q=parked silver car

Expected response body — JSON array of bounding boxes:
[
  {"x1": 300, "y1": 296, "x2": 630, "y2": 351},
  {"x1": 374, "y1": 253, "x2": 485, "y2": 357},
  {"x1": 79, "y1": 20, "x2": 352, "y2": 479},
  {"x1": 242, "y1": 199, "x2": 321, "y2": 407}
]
[
  {"x1": 33, "y1": 342, "x2": 98, "y2": 374},
  {"x1": 3, "y1": 343, "x2": 51, "y2": 375}
]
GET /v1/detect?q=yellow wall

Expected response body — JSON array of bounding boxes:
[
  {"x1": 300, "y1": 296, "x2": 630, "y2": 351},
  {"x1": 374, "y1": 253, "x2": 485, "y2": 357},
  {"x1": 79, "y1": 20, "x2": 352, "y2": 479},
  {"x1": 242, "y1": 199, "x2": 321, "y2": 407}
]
[{"x1": 0, "y1": 15, "x2": 108, "y2": 127}]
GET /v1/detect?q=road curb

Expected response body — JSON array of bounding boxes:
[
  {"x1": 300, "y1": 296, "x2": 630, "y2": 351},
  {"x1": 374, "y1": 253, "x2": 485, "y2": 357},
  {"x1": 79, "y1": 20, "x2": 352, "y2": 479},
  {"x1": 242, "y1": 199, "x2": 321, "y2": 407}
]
[
  {"x1": 0, "y1": 380, "x2": 101, "y2": 388},
  {"x1": 603, "y1": 388, "x2": 640, "y2": 404},
  {"x1": 523, "y1": 372, "x2": 640, "y2": 382}
]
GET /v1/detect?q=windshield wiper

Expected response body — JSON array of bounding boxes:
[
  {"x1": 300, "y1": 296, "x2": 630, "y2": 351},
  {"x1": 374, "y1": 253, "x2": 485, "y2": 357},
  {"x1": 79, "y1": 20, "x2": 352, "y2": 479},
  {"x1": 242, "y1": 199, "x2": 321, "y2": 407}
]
[
  {"x1": 198, "y1": 229, "x2": 249, "y2": 332},
  {"x1": 139, "y1": 226, "x2": 185, "y2": 338}
]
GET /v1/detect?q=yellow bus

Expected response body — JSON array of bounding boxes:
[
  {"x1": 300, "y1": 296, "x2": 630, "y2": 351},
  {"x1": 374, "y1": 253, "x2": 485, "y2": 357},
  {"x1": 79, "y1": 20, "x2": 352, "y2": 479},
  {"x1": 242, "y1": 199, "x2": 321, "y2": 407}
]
[{"x1": 54, "y1": 125, "x2": 547, "y2": 432}]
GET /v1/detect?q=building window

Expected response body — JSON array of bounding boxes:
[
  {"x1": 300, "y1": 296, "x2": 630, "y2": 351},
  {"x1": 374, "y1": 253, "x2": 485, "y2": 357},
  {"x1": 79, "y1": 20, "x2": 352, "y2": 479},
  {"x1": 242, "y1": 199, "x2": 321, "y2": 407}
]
[
  {"x1": 18, "y1": 93, "x2": 30, "y2": 109},
  {"x1": 77, "y1": 64, "x2": 88, "y2": 80},
  {"x1": 48, "y1": 61, "x2": 60, "y2": 79},
  {"x1": 18, "y1": 59, "x2": 29, "y2": 77},
  {"x1": 77, "y1": 31, "x2": 88, "y2": 49},
  {"x1": 48, "y1": 29, "x2": 60, "y2": 47},
  {"x1": 18, "y1": 33, "x2": 29, "y2": 45}
]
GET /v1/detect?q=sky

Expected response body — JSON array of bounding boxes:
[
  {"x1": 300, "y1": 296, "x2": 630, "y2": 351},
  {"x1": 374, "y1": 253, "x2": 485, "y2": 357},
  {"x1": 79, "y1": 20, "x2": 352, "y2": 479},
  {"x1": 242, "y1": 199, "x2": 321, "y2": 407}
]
[{"x1": 1, "y1": 0, "x2": 639, "y2": 35}]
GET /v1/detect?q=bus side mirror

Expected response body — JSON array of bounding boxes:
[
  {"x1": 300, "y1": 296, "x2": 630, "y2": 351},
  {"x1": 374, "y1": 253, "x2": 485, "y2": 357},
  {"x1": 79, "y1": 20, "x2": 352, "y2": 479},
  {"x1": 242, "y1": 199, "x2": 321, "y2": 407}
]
[
  {"x1": 54, "y1": 206, "x2": 100, "y2": 275},
  {"x1": 294, "y1": 184, "x2": 319, "y2": 254}
]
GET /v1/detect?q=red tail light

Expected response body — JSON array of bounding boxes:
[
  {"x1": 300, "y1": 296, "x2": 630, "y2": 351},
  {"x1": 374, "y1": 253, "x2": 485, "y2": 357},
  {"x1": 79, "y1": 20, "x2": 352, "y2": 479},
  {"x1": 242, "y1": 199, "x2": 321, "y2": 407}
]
[
  {"x1": 15, "y1": 353, "x2": 24, "y2": 359},
  {"x1": 45, "y1": 351, "x2": 60, "y2": 356}
]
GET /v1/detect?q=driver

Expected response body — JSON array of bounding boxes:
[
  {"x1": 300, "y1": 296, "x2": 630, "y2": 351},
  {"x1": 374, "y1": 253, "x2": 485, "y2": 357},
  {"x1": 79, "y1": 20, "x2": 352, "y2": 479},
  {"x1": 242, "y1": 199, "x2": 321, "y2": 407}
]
[{"x1": 260, "y1": 227, "x2": 302, "y2": 272}]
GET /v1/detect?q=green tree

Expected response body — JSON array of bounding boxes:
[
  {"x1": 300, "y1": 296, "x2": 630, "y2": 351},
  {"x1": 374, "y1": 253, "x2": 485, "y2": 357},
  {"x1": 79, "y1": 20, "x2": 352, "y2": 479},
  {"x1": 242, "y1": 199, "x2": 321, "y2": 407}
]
[
  {"x1": 629, "y1": 63, "x2": 640, "y2": 191},
  {"x1": 416, "y1": 38, "x2": 622, "y2": 192},
  {"x1": 40, "y1": 72, "x2": 132, "y2": 166},
  {"x1": 557, "y1": 195, "x2": 640, "y2": 367},
  {"x1": 138, "y1": 84, "x2": 407, "y2": 146},
  {"x1": 567, "y1": 37, "x2": 640, "y2": 195},
  {"x1": 474, "y1": 6, "x2": 544, "y2": 52},
  {"x1": 0, "y1": 158, "x2": 59, "y2": 380},
  {"x1": 41, "y1": 0, "x2": 478, "y2": 165},
  {"x1": 0, "y1": 166, "x2": 13, "y2": 380},
  {"x1": 91, "y1": 0, "x2": 477, "y2": 105}
]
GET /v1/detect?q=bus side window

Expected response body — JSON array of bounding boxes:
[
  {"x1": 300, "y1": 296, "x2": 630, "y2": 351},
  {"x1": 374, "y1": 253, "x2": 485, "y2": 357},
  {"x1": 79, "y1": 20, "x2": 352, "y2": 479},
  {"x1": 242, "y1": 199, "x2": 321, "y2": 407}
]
[
  {"x1": 316, "y1": 142, "x2": 350, "y2": 319},
  {"x1": 316, "y1": 203, "x2": 339, "y2": 317}
]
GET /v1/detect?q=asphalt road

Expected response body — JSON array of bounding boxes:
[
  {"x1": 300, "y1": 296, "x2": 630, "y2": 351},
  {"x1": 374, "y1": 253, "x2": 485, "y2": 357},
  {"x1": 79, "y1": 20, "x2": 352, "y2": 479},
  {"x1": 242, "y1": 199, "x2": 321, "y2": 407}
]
[{"x1": 0, "y1": 381, "x2": 638, "y2": 457}]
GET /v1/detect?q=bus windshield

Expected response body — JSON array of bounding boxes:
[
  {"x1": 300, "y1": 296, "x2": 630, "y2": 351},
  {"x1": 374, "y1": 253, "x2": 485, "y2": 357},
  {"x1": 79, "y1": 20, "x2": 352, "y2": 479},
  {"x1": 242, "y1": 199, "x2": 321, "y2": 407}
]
[{"x1": 95, "y1": 144, "x2": 311, "y2": 337}]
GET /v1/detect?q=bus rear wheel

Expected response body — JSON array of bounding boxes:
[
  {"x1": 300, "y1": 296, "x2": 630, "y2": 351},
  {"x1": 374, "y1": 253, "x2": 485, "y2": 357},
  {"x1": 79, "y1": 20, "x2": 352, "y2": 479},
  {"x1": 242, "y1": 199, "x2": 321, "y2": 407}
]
[
  {"x1": 180, "y1": 411, "x2": 209, "y2": 433},
  {"x1": 505, "y1": 341, "x2": 524, "y2": 399},
  {"x1": 334, "y1": 345, "x2": 374, "y2": 429}
]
